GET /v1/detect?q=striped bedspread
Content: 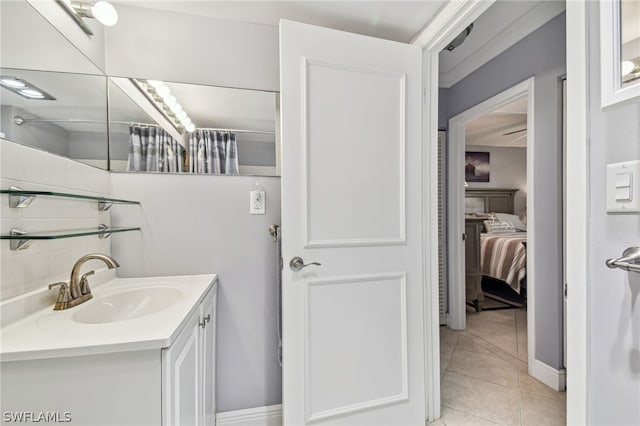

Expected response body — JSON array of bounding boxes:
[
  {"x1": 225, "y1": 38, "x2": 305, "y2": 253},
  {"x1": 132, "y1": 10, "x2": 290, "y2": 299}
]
[{"x1": 480, "y1": 232, "x2": 527, "y2": 294}]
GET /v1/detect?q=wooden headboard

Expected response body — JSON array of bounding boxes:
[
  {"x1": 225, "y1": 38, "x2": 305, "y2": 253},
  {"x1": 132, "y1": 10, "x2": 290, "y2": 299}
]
[{"x1": 465, "y1": 188, "x2": 518, "y2": 214}]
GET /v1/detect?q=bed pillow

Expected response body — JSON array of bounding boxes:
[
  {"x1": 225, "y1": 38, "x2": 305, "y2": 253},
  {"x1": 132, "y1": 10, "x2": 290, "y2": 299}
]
[
  {"x1": 493, "y1": 213, "x2": 527, "y2": 231},
  {"x1": 483, "y1": 220, "x2": 516, "y2": 233}
]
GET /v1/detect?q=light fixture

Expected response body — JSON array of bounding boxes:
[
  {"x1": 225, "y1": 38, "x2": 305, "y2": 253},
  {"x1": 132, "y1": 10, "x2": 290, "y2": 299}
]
[
  {"x1": 622, "y1": 58, "x2": 640, "y2": 84},
  {"x1": 55, "y1": 0, "x2": 118, "y2": 36},
  {"x1": 622, "y1": 61, "x2": 635, "y2": 76},
  {"x1": 133, "y1": 79, "x2": 197, "y2": 133},
  {"x1": 20, "y1": 89, "x2": 45, "y2": 99},
  {"x1": 444, "y1": 23, "x2": 473, "y2": 52},
  {"x1": 147, "y1": 80, "x2": 164, "y2": 89},
  {"x1": 170, "y1": 103, "x2": 183, "y2": 114},
  {"x1": 0, "y1": 76, "x2": 56, "y2": 100},
  {"x1": 156, "y1": 85, "x2": 171, "y2": 99},
  {"x1": 164, "y1": 95, "x2": 177, "y2": 107},
  {"x1": 0, "y1": 77, "x2": 26, "y2": 88}
]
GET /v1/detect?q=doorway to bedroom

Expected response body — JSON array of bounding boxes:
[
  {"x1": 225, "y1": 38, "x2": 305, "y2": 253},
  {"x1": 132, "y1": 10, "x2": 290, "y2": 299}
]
[{"x1": 437, "y1": 71, "x2": 566, "y2": 425}]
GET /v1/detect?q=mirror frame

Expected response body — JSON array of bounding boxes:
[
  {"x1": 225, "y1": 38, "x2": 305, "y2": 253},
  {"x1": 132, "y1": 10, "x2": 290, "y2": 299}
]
[{"x1": 600, "y1": 0, "x2": 640, "y2": 109}]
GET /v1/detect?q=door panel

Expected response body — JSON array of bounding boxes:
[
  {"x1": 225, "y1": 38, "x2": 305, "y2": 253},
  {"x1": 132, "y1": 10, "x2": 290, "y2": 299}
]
[
  {"x1": 304, "y1": 60, "x2": 406, "y2": 246},
  {"x1": 280, "y1": 20, "x2": 425, "y2": 426},
  {"x1": 306, "y1": 273, "x2": 407, "y2": 421}
]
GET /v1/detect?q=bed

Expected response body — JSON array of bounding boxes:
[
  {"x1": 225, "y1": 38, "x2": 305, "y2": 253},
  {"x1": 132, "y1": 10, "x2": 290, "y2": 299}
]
[
  {"x1": 465, "y1": 188, "x2": 527, "y2": 308},
  {"x1": 480, "y1": 231, "x2": 526, "y2": 294}
]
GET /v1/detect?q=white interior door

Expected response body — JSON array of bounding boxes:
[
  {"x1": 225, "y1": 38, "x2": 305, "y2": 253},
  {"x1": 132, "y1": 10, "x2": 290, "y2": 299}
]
[{"x1": 280, "y1": 20, "x2": 425, "y2": 426}]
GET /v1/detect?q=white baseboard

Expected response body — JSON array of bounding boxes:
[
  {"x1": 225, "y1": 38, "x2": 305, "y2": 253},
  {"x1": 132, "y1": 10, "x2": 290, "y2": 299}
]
[
  {"x1": 530, "y1": 359, "x2": 566, "y2": 391},
  {"x1": 216, "y1": 404, "x2": 283, "y2": 426}
]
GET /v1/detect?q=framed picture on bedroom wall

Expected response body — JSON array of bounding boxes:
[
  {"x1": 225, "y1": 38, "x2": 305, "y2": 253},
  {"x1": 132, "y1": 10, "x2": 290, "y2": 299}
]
[{"x1": 465, "y1": 151, "x2": 490, "y2": 182}]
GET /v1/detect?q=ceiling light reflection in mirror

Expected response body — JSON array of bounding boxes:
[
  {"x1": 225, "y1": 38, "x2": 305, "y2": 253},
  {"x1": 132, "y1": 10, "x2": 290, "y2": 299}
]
[{"x1": 0, "y1": 68, "x2": 108, "y2": 169}]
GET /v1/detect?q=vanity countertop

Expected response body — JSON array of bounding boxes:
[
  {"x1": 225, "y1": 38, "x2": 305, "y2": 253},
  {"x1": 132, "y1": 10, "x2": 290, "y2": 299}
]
[{"x1": 0, "y1": 274, "x2": 217, "y2": 362}]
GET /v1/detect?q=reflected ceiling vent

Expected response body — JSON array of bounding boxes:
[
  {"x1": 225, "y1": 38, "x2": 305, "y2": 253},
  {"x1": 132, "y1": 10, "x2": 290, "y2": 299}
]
[{"x1": 443, "y1": 23, "x2": 474, "y2": 52}]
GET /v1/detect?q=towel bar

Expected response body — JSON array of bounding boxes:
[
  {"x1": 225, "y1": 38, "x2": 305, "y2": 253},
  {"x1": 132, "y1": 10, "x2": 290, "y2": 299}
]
[{"x1": 605, "y1": 246, "x2": 640, "y2": 273}]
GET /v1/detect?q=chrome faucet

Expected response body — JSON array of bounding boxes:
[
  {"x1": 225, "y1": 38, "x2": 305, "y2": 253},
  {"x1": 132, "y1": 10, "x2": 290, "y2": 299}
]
[{"x1": 48, "y1": 253, "x2": 119, "y2": 310}]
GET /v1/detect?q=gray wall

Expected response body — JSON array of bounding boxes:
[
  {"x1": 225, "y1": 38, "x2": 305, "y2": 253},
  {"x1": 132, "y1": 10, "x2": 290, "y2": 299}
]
[
  {"x1": 465, "y1": 146, "x2": 527, "y2": 217},
  {"x1": 587, "y1": 4, "x2": 640, "y2": 424},
  {"x1": 104, "y1": 5, "x2": 282, "y2": 412},
  {"x1": 110, "y1": 174, "x2": 282, "y2": 412},
  {"x1": 446, "y1": 13, "x2": 566, "y2": 369}
]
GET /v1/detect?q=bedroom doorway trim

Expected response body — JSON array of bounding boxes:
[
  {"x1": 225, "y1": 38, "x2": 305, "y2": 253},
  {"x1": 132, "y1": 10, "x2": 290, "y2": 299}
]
[
  {"x1": 564, "y1": 2, "x2": 589, "y2": 423},
  {"x1": 411, "y1": 1, "x2": 496, "y2": 421},
  {"x1": 446, "y1": 78, "x2": 535, "y2": 370}
]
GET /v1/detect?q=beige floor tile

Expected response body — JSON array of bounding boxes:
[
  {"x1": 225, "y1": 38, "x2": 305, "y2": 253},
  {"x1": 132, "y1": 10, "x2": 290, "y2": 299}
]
[
  {"x1": 441, "y1": 371, "x2": 521, "y2": 425},
  {"x1": 427, "y1": 405, "x2": 500, "y2": 425},
  {"x1": 440, "y1": 326, "x2": 461, "y2": 374},
  {"x1": 441, "y1": 325, "x2": 462, "y2": 344},
  {"x1": 447, "y1": 349, "x2": 519, "y2": 389},
  {"x1": 468, "y1": 309, "x2": 516, "y2": 327},
  {"x1": 454, "y1": 334, "x2": 496, "y2": 357},
  {"x1": 517, "y1": 367, "x2": 566, "y2": 401},
  {"x1": 465, "y1": 320, "x2": 518, "y2": 357},
  {"x1": 515, "y1": 309, "x2": 528, "y2": 362},
  {"x1": 520, "y1": 391, "x2": 566, "y2": 426}
]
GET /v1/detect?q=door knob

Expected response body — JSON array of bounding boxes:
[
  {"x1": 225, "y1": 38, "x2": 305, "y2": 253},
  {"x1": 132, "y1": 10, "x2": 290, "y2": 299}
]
[{"x1": 289, "y1": 256, "x2": 321, "y2": 272}]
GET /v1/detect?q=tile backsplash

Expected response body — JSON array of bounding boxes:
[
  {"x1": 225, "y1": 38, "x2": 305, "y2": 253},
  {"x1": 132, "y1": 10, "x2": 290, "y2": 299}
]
[{"x1": 0, "y1": 139, "x2": 113, "y2": 301}]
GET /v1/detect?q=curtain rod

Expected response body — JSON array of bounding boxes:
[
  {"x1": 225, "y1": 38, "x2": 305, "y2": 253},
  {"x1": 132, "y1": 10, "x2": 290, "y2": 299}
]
[
  {"x1": 13, "y1": 116, "x2": 276, "y2": 135},
  {"x1": 194, "y1": 127, "x2": 275, "y2": 135},
  {"x1": 13, "y1": 116, "x2": 158, "y2": 128}
]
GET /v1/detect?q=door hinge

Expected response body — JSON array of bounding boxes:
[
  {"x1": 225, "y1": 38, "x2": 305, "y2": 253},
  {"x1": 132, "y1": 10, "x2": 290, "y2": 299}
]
[
  {"x1": 462, "y1": 233, "x2": 467, "y2": 241},
  {"x1": 564, "y1": 282, "x2": 568, "y2": 298}
]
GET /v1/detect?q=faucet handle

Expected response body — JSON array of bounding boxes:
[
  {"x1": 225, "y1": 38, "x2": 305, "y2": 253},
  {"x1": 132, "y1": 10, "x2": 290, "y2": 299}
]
[
  {"x1": 48, "y1": 282, "x2": 71, "y2": 303},
  {"x1": 79, "y1": 270, "x2": 95, "y2": 295}
]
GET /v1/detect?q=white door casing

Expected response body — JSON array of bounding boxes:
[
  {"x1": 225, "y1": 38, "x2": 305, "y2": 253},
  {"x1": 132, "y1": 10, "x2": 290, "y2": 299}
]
[{"x1": 280, "y1": 20, "x2": 425, "y2": 425}]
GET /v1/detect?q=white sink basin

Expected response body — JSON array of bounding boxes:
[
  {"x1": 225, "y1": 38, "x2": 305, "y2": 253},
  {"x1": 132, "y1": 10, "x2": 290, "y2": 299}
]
[{"x1": 74, "y1": 286, "x2": 184, "y2": 324}]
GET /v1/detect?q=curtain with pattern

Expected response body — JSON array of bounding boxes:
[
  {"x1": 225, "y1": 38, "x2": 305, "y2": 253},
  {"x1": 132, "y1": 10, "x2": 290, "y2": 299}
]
[
  {"x1": 188, "y1": 130, "x2": 239, "y2": 175},
  {"x1": 127, "y1": 125, "x2": 185, "y2": 173}
]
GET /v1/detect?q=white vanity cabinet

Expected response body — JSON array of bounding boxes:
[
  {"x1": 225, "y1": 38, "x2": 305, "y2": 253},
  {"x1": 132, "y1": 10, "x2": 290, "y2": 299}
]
[
  {"x1": 162, "y1": 285, "x2": 217, "y2": 426},
  {"x1": 0, "y1": 275, "x2": 217, "y2": 426}
]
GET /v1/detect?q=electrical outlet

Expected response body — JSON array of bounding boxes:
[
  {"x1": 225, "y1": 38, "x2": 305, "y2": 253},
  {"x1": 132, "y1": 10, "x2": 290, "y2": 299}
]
[{"x1": 250, "y1": 190, "x2": 265, "y2": 214}]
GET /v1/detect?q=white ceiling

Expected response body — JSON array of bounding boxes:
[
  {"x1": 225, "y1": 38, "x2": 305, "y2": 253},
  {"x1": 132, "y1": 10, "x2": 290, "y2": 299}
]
[
  {"x1": 109, "y1": 1, "x2": 446, "y2": 43},
  {"x1": 466, "y1": 96, "x2": 527, "y2": 148}
]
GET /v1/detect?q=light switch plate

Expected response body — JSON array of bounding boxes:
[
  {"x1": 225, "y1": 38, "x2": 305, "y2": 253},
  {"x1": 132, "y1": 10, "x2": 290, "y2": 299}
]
[
  {"x1": 250, "y1": 190, "x2": 265, "y2": 215},
  {"x1": 606, "y1": 160, "x2": 640, "y2": 213}
]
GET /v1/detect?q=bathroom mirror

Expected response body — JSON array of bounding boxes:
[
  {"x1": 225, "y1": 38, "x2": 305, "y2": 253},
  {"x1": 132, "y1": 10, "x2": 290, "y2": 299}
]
[
  {"x1": 600, "y1": 0, "x2": 640, "y2": 108},
  {"x1": 1, "y1": 0, "x2": 280, "y2": 176},
  {"x1": 0, "y1": 68, "x2": 109, "y2": 169},
  {"x1": 108, "y1": 77, "x2": 280, "y2": 176},
  {"x1": 619, "y1": 0, "x2": 640, "y2": 88},
  {"x1": 0, "y1": 0, "x2": 110, "y2": 169}
]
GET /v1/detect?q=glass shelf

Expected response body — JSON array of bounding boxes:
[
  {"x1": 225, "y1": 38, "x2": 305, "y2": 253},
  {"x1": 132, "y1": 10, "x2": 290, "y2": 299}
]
[
  {"x1": 0, "y1": 226, "x2": 140, "y2": 240},
  {"x1": 1, "y1": 226, "x2": 141, "y2": 250},
  {"x1": 1, "y1": 188, "x2": 140, "y2": 210}
]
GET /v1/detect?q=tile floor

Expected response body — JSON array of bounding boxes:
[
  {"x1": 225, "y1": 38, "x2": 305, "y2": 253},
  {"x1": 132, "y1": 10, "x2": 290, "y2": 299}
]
[{"x1": 429, "y1": 307, "x2": 566, "y2": 426}]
